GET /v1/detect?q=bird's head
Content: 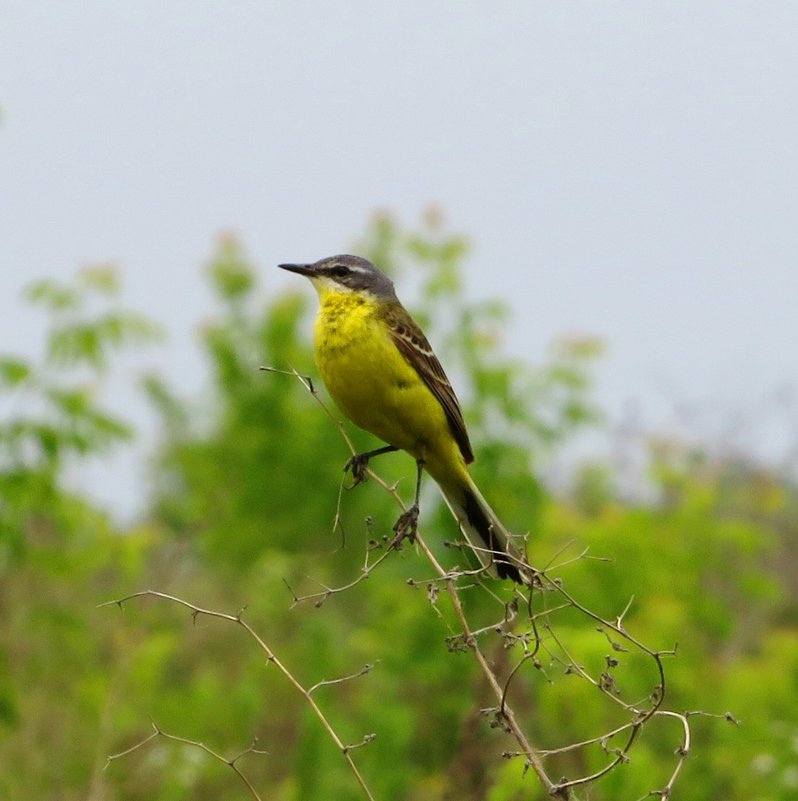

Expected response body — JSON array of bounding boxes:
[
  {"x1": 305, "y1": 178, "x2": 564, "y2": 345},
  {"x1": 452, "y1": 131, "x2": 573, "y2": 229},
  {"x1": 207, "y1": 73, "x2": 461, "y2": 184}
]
[{"x1": 278, "y1": 254, "x2": 396, "y2": 301}]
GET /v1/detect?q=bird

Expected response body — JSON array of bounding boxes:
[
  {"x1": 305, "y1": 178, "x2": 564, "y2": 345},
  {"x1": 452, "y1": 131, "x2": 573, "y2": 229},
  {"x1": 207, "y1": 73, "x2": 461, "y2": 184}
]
[{"x1": 278, "y1": 254, "x2": 527, "y2": 584}]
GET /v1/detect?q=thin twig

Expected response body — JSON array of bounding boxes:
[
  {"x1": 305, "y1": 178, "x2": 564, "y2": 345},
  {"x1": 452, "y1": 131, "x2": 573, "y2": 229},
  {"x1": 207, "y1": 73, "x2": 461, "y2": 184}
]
[
  {"x1": 100, "y1": 591, "x2": 377, "y2": 801},
  {"x1": 106, "y1": 722, "x2": 267, "y2": 801}
]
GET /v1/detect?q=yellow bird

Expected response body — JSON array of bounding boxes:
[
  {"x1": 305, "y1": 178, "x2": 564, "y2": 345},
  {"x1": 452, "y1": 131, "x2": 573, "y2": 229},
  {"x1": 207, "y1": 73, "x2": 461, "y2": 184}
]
[{"x1": 279, "y1": 254, "x2": 527, "y2": 583}]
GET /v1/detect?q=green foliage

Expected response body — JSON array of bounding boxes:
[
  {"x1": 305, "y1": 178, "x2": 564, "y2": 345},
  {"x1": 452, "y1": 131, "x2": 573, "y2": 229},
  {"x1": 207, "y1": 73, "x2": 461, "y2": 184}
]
[
  {"x1": 0, "y1": 267, "x2": 160, "y2": 565},
  {"x1": 0, "y1": 267, "x2": 162, "y2": 799},
  {"x1": 1, "y1": 217, "x2": 797, "y2": 801}
]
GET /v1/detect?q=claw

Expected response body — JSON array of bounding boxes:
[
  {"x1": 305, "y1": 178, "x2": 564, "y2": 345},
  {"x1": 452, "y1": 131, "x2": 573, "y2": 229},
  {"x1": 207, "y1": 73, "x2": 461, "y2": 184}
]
[
  {"x1": 343, "y1": 445, "x2": 398, "y2": 487},
  {"x1": 392, "y1": 504, "x2": 419, "y2": 546},
  {"x1": 344, "y1": 453, "x2": 370, "y2": 486}
]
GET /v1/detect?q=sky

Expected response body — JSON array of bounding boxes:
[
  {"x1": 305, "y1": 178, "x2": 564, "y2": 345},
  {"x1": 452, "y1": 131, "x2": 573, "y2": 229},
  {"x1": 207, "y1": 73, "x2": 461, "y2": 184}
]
[{"x1": 2, "y1": 2, "x2": 797, "y2": 517}]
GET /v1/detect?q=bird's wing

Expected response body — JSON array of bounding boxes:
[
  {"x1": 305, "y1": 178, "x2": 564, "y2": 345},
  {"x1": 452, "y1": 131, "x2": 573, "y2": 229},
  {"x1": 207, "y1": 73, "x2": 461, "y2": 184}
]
[{"x1": 386, "y1": 304, "x2": 475, "y2": 464}]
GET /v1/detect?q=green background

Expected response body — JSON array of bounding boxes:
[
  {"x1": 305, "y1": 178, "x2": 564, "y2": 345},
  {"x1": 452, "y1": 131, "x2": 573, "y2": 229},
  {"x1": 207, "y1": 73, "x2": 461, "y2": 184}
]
[{"x1": 1, "y1": 216, "x2": 795, "y2": 800}]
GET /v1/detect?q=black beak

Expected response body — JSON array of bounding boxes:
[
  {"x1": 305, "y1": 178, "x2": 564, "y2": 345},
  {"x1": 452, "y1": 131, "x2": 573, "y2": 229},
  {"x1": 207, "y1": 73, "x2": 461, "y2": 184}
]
[{"x1": 278, "y1": 262, "x2": 315, "y2": 276}]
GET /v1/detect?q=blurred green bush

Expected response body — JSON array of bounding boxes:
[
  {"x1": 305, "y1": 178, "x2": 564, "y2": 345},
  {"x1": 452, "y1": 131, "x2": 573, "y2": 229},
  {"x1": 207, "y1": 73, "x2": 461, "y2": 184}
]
[{"x1": 1, "y1": 216, "x2": 795, "y2": 801}]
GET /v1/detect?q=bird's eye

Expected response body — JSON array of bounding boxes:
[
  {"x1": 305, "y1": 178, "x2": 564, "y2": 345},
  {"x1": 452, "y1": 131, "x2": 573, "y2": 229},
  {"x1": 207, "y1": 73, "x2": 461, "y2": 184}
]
[{"x1": 331, "y1": 264, "x2": 350, "y2": 278}]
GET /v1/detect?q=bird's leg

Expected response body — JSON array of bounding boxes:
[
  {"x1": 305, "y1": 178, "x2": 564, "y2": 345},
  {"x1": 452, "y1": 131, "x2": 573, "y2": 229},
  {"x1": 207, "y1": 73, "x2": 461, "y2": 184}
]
[
  {"x1": 344, "y1": 445, "x2": 398, "y2": 486},
  {"x1": 392, "y1": 458, "x2": 425, "y2": 545}
]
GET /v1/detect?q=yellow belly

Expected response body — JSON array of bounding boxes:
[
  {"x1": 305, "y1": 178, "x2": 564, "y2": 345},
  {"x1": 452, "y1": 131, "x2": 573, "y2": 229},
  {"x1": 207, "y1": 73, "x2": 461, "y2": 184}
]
[{"x1": 313, "y1": 293, "x2": 464, "y2": 482}]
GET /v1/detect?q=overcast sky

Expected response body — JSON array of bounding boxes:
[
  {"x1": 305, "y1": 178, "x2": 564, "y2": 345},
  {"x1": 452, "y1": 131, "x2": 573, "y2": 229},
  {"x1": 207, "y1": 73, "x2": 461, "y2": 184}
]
[{"x1": 2, "y1": 2, "x2": 797, "y2": 516}]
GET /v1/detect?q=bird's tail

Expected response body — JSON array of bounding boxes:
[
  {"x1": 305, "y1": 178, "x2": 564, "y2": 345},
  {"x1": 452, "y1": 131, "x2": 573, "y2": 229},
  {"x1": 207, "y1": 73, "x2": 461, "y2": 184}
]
[{"x1": 438, "y1": 474, "x2": 529, "y2": 584}]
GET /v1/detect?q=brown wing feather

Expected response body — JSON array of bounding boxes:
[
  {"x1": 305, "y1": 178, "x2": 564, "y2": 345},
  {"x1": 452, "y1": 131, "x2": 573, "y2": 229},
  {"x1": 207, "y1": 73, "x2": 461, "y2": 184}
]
[{"x1": 386, "y1": 304, "x2": 474, "y2": 464}]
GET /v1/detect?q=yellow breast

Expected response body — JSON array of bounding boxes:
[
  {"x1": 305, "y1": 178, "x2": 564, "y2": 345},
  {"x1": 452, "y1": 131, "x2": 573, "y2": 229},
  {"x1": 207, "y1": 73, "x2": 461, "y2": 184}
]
[{"x1": 312, "y1": 289, "x2": 462, "y2": 477}]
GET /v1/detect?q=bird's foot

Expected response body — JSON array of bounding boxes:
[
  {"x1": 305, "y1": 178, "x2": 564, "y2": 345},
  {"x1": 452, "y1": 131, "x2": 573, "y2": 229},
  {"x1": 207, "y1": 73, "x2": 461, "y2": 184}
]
[
  {"x1": 343, "y1": 453, "x2": 371, "y2": 486},
  {"x1": 392, "y1": 504, "x2": 419, "y2": 547},
  {"x1": 344, "y1": 445, "x2": 398, "y2": 487}
]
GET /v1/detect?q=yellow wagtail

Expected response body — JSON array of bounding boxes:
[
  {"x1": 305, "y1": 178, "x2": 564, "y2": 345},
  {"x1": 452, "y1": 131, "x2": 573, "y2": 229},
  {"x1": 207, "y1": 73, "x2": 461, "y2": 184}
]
[{"x1": 279, "y1": 254, "x2": 527, "y2": 583}]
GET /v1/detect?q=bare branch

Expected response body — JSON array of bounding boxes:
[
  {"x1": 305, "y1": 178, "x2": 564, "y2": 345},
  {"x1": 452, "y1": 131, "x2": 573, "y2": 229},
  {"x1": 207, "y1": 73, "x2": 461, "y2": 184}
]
[
  {"x1": 100, "y1": 591, "x2": 377, "y2": 801},
  {"x1": 308, "y1": 663, "x2": 377, "y2": 696},
  {"x1": 105, "y1": 721, "x2": 267, "y2": 801}
]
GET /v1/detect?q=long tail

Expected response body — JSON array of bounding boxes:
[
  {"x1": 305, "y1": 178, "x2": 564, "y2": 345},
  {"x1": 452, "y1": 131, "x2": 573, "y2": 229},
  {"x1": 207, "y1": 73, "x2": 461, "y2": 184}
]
[{"x1": 438, "y1": 474, "x2": 529, "y2": 584}]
